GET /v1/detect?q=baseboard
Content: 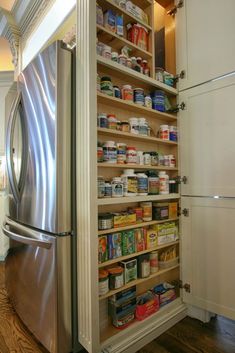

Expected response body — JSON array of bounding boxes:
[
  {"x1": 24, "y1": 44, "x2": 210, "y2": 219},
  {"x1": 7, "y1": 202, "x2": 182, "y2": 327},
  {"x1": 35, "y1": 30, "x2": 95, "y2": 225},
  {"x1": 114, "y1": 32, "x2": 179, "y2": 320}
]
[{"x1": 187, "y1": 304, "x2": 215, "y2": 323}]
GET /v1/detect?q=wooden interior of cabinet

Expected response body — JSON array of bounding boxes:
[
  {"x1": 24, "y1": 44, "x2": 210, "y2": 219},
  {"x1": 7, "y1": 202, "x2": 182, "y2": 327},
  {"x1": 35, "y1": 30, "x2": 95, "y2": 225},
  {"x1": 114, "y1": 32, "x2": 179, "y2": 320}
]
[{"x1": 154, "y1": 0, "x2": 176, "y2": 75}]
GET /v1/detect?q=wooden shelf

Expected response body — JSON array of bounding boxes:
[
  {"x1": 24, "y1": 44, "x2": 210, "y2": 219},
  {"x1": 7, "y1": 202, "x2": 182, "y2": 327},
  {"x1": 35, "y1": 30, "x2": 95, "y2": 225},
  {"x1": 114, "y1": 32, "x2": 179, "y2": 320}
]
[
  {"x1": 100, "y1": 297, "x2": 182, "y2": 343},
  {"x1": 98, "y1": 0, "x2": 152, "y2": 30},
  {"x1": 97, "y1": 92, "x2": 177, "y2": 122},
  {"x1": 98, "y1": 193, "x2": 180, "y2": 205},
  {"x1": 97, "y1": 25, "x2": 152, "y2": 61},
  {"x1": 99, "y1": 240, "x2": 179, "y2": 268},
  {"x1": 98, "y1": 217, "x2": 179, "y2": 235},
  {"x1": 99, "y1": 264, "x2": 180, "y2": 300},
  {"x1": 97, "y1": 127, "x2": 178, "y2": 146},
  {"x1": 130, "y1": 0, "x2": 153, "y2": 10},
  {"x1": 98, "y1": 163, "x2": 178, "y2": 171},
  {"x1": 97, "y1": 55, "x2": 178, "y2": 95}
]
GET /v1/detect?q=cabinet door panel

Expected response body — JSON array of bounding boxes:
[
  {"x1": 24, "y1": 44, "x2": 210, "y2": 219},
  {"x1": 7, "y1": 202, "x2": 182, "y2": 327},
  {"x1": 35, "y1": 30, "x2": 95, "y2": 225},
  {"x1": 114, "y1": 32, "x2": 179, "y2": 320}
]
[
  {"x1": 176, "y1": 0, "x2": 235, "y2": 90},
  {"x1": 181, "y1": 197, "x2": 235, "y2": 320},
  {"x1": 179, "y1": 74, "x2": 235, "y2": 197}
]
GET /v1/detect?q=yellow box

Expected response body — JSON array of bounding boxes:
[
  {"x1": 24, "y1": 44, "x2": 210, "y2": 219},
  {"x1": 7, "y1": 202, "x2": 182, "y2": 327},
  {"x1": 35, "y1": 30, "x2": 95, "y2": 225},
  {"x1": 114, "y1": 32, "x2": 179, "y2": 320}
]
[
  {"x1": 146, "y1": 229, "x2": 158, "y2": 249},
  {"x1": 169, "y1": 202, "x2": 178, "y2": 219},
  {"x1": 113, "y1": 213, "x2": 136, "y2": 228}
]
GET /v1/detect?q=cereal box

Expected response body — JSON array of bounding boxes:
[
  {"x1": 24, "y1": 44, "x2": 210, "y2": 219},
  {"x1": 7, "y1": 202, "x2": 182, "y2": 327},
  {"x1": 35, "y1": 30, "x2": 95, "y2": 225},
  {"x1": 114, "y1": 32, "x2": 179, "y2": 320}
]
[
  {"x1": 98, "y1": 236, "x2": 108, "y2": 264},
  {"x1": 122, "y1": 230, "x2": 135, "y2": 255},
  {"x1": 108, "y1": 233, "x2": 122, "y2": 260}
]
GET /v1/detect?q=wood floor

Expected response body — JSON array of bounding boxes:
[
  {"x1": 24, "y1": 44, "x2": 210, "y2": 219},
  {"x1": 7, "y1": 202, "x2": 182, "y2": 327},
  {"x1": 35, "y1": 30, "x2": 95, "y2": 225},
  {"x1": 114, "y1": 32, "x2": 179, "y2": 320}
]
[{"x1": 0, "y1": 262, "x2": 235, "y2": 353}]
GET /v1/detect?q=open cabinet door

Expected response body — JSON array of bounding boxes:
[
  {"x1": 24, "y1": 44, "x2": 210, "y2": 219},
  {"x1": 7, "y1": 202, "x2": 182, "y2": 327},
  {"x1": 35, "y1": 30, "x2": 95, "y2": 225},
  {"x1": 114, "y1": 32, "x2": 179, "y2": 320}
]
[
  {"x1": 181, "y1": 196, "x2": 235, "y2": 321},
  {"x1": 176, "y1": 0, "x2": 235, "y2": 91}
]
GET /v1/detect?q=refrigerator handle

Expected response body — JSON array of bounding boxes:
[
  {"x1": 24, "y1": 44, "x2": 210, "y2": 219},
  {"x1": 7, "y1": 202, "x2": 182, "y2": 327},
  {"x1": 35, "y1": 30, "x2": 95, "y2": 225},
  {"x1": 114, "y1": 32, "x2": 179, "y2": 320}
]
[
  {"x1": 2, "y1": 221, "x2": 52, "y2": 249},
  {"x1": 6, "y1": 92, "x2": 21, "y2": 203}
]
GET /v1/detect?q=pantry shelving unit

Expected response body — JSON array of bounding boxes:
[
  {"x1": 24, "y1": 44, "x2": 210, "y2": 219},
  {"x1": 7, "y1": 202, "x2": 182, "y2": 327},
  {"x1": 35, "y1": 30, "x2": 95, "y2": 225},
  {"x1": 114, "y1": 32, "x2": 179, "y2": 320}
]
[{"x1": 77, "y1": 0, "x2": 183, "y2": 351}]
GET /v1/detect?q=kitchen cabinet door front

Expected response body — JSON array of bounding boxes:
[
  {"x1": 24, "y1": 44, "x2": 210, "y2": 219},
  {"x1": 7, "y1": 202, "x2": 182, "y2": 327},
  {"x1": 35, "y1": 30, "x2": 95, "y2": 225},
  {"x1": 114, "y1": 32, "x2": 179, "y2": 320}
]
[
  {"x1": 176, "y1": 0, "x2": 235, "y2": 91},
  {"x1": 181, "y1": 196, "x2": 235, "y2": 321}
]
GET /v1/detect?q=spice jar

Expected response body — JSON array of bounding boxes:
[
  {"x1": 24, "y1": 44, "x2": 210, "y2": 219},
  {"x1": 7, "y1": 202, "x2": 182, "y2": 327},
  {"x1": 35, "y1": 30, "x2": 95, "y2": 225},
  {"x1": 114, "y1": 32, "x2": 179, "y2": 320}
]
[
  {"x1": 97, "y1": 147, "x2": 103, "y2": 162},
  {"x1": 137, "y1": 151, "x2": 144, "y2": 165},
  {"x1": 103, "y1": 141, "x2": 117, "y2": 163},
  {"x1": 98, "y1": 176, "x2": 105, "y2": 198},
  {"x1": 142, "y1": 60, "x2": 150, "y2": 76},
  {"x1": 126, "y1": 147, "x2": 137, "y2": 164},
  {"x1": 136, "y1": 57, "x2": 143, "y2": 73},
  {"x1": 122, "y1": 85, "x2": 133, "y2": 101},
  {"x1": 98, "y1": 213, "x2": 114, "y2": 230},
  {"x1": 102, "y1": 45, "x2": 112, "y2": 59},
  {"x1": 101, "y1": 76, "x2": 113, "y2": 96},
  {"x1": 111, "y1": 177, "x2": 124, "y2": 197},
  {"x1": 121, "y1": 169, "x2": 138, "y2": 196},
  {"x1": 99, "y1": 269, "x2": 109, "y2": 296},
  {"x1": 107, "y1": 114, "x2": 117, "y2": 129},
  {"x1": 108, "y1": 266, "x2": 124, "y2": 289},
  {"x1": 140, "y1": 202, "x2": 152, "y2": 221},
  {"x1": 111, "y1": 51, "x2": 118, "y2": 62}
]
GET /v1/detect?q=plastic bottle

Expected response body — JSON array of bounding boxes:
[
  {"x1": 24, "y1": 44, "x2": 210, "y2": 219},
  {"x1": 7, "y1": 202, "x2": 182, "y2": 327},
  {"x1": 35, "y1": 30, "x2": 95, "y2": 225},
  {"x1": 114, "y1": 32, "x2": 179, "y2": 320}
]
[
  {"x1": 121, "y1": 169, "x2": 138, "y2": 196},
  {"x1": 136, "y1": 173, "x2": 148, "y2": 195},
  {"x1": 159, "y1": 171, "x2": 169, "y2": 194}
]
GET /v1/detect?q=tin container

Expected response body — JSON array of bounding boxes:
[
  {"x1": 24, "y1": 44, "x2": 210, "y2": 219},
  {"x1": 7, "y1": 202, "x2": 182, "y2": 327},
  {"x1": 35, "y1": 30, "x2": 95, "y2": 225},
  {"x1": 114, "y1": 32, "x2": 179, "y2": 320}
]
[{"x1": 108, "y1": 267, "x2": 124, "y2": 289}]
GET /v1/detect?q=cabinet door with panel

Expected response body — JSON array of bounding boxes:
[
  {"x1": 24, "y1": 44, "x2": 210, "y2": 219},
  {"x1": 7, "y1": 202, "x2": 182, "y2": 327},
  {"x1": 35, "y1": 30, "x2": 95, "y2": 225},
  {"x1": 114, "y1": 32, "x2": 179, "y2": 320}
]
[
  {"x1": 181, "y1": 196, "x2": 235, "y2": 320},
  {"x1": 176, "y1": 0, "x2": 235, "y2": 91},
  {"x1": 179, "y1": 73, "x2": 235, "y2": 198}
]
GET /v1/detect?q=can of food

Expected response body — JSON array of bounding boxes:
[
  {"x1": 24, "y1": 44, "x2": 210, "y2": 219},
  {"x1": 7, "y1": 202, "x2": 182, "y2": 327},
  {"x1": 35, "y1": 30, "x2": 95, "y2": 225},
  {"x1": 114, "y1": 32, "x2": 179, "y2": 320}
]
[
  {"x1": 140, "y1": 202, "x2": 152, "y2": 221},
  {"x1": 99, "y1": 269, "x2": 109, "y2": 296},
  {"x1": 98, "y1": 213, "x2": 114, "y2": 230},
  {"x1": 108, "y1": 266, "x2": 124, "y2": 289},
  {"x1": 150, "y1": 251, "x2": 159, "y2": 273}
]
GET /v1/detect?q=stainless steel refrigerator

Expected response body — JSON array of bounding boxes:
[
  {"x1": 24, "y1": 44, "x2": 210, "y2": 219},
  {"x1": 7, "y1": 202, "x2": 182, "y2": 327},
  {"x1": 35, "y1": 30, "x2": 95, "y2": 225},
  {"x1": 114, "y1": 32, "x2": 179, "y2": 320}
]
[{"x1": 2, "y1": 41, "x2": 74, "y2": 353}]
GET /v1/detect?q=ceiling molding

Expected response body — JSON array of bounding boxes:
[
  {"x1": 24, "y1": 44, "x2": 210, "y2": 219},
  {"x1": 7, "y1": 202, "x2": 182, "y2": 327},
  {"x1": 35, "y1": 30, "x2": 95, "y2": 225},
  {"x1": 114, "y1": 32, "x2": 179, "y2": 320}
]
[{"x1": 0, "y1": 8, "x2": 20, "y2": 68}]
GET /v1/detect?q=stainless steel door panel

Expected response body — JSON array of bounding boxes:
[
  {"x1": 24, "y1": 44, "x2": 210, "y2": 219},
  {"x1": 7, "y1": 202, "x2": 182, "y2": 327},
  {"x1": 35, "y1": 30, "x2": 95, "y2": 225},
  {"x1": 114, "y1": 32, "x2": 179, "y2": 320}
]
[
  {"x1": 4, "y1": 218, "x2": 72, "y2": 353},
  {"x1": 15, "y1": 41, "x2": 71, "y2": 234}
]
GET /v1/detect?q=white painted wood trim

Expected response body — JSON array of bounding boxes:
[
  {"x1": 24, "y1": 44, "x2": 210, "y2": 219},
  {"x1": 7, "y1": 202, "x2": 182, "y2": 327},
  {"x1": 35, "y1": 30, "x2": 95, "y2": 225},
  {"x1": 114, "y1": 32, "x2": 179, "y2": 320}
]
[
  {"x1": 0, "y1": 71, "x2": 14, "y2": 86},
  {"x1": 76, "y1": 1, "x2": 100, "y2": 352}
]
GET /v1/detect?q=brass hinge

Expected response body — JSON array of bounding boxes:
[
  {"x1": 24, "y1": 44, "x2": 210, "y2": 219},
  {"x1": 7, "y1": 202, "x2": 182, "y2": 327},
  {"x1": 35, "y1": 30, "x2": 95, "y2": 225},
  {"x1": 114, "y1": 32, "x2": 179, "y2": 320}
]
[
  {"x1": 176, "y1": 175, "x2": 188, "y2": 184},
  {"x1": 179, "y1": 280, "x2": 191, "y2": 293},
  {"x1": 167, "y1": 0, "x2": 184, "y2": 16}
]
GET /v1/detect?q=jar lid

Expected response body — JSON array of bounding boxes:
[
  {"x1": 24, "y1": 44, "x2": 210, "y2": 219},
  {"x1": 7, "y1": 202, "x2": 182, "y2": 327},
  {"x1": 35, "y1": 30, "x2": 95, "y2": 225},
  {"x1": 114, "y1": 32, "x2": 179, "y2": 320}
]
[
  {"x1": 127, "y1": 146, "x2": 136, "y2": 150},
  {"x1": 120, "y1": 121, "x2": 129, "y2": 125},
  {"x1": 108, "y1": 266, "x2": 123, "y2": 275},
  {"x1": 107, "y1": 114, "x2": 117, "y2": 119},
  {"x1": 123, "y1": 84, "x2": 132, "y2": 89},
  {"x1": 98, "y1": 176, "x2": 104, "y2": 179},
  {"x1": 98, "y1": 213, "x2": 113, "y2": 219},
  {"x1": 123, "y1": 169, "x2": 135, "y2": 174},
  {"x1": 101, "y1": 76, "x2": 112, "y2": 81},
  {"x1": 134, "y1": 87, "x2": 144, "y2": 91},
  {"x1": 99, "y1": 269, "x2": 109, "y2": 279},
  {"x1": 147, "y1": 170, "x2": 158, "y2": 176},
  {"x1": 112, "y1": 177, "x2": 122, "y2": 182}
]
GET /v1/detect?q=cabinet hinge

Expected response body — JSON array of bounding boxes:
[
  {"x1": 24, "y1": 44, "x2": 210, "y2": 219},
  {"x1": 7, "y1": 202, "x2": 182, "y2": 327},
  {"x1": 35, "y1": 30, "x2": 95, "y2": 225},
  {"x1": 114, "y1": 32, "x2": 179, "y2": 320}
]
[
  {"x1": 175, "y1": 102, "x2": 186, "y2": 112},
  {"x1": 167, "y1": 0, "x2": 184, "y2": 16},
  {"x1": 182, "y1": 208, "x2": 189, "y2": 217},
  {"x1": 174, "y1": 70, "x2": 186, "y2": 82},
  {"x1": 179, "y1": 280, "x2": 191, "y2": 293},
  {"x1": 176, "y1": 175, "x2": 188, "y2": 184}
]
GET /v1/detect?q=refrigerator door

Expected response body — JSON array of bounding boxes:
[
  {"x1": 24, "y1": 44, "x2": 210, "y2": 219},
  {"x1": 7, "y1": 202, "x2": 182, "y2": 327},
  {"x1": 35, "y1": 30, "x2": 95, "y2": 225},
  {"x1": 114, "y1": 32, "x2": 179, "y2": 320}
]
[
  {"x1": 2, "y1": 217, "x2": 72, "y2": 353},
  {"x1": 5, "y1": 41, "x2": 72, "y2": 234}
]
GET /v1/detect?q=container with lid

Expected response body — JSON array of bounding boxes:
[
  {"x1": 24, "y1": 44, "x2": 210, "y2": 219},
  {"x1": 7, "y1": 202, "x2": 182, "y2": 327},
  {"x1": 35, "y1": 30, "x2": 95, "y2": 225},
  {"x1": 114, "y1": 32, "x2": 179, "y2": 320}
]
[
  {"x1": 148, "y1": 170, "x2": 159, "y2": 195},
  {"x1": 119, "y1": 121, "x2": 129, "y2": 132},
  {"x1": 143, "y1": 152, "x2": 151, "y2": 165},
  {"x1": 122, "y1": 85, "x2": 133, "y2": 101},
  {"x1": 104, "y1": 182, "x2": 112, "y2": 198},
  {"x1": 140, "y1": 201, "x2": 152, "y2": 221},
  {"x1": 111, "y1": 177, "x2": 124, "y2": 197},
  {"x1": 126, "y1": 147, "x2": 137, "y2": 164},
  {"x1": 111, "y1": 51, "x2": 119, "y2": 62},
  {"x1": 137, "y1": 151, "x2": 144, "y2": 165},
  {"x1": 126, "y1": 58, "x2": 132, "y2": 68},
  {"x1": 129, "y1": 117, "x2": 139, "y2": 134},
  {"x1": 134, "y1": 88, "x2": 145, "y2": 106},
  {"x1": 138, "y1": 254, "x2": 150, "y2": 278},
  {"x1": 150, "y1": 251, "x2": 159, "y2": 274},
  {"x1": 169, "y1": 179, "x2": 178, "y2": 193},
  {"x1": 97, "y1": 147, "x2": 103, "y2": 162},
  {"x1": 97, "y1": 113, "x2": 108, "y2": 128},
  {"x1": 136, "y1": 57, "x2": 143, "y2": 73},
  {"x1": 101, "y1": 76, "x2": 113, "y2": 96},
  {"x1": 131, "y1": 56, "x2": 141, "y2": 72},
  {"x1": 138, "y1": 118, "x2": 148, "y2": 135},
  {"x1": 98, "y1": 213, "x2": 114, "y2": 230},
  {"x1": 99, "y1": 269, "x2": 109, "y2": 296},
  {"x1": 142, "y1": 60, "x2": 150, "y2": 76},
  {"x1": 169, "y1": 126, "x2": 177, "y2": 141},
  {"x1": 159, "y1": 171, "x2": 169, "y2": 194},
  {"x1": 136, "y1": 173, "x2": 148, "y2": 196},
  {"x1": 145, "y1": 95, "x2": 152, "y2": 109},
  {"x1": 155, "y1": 67, "x2": 164, "y2": 82},
  {"x1": 107, "y1": 114, "x2": 117, "y2": 129},
  {"x1": 164, "y1": 155, "x2": 170, "y2": 167},
  {"x1": 118, "y1": 54, "x2": 127, "y2": 66},
  {"x1": 98, "y1": 176, "x2": 105, "y2": 198},
  {"x1": 151, "y1": 90, "x2": 165, "y2": 112},
  {"x1": 113, "y1": 86, "x2": 122, "y2": 99},
  {"x1": 102, "y1": 45, "x2": 112, "y2": 60},
  {"x1": 152, "y1": 203, "x2": 169, "y2": 220},
  {"x1": 108, "y1": 266, "x2": 124, "y2": 289},
  {"x1": 159, "y1": 125, "x2": 170, "y2": 140},
  {"x1": 150, "y1": 151, "x2": 158, "y2": 166},
  {"x1": 117, "y1": 143, "x2": 127, "y2": 164},
  {"x1": 103, "y1": 141, "x2": 117, "y2": 163},
  {"x1": 121, "y1": 169, "x2": 138, "y2": 196}
]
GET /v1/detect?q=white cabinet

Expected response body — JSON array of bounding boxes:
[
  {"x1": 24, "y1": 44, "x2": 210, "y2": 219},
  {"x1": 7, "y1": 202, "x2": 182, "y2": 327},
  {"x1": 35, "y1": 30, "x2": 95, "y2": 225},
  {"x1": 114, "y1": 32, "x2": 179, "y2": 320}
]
[
  {"x1": 179, "y1": 73, "x2": 235, "y2": 197},
  {"x1": 176, "y1": 0, "x2": 235, "y2": 90},
  {"x1": 181, "y1": 196, "x2": 235, "y2": 320},
  {"x1": 0, "y1": 72, "x2": 14, "y2": 155}
]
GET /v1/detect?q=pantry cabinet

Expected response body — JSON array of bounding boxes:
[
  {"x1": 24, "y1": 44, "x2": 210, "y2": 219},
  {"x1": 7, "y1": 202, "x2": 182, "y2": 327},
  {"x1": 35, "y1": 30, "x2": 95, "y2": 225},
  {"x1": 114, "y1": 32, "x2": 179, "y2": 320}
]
[
  {"x1": 76, "y1": 1, "x2": 235, "y2": 352},
  {"x1": 176, "y1": 0, "x2": 235, "y2": 91}
]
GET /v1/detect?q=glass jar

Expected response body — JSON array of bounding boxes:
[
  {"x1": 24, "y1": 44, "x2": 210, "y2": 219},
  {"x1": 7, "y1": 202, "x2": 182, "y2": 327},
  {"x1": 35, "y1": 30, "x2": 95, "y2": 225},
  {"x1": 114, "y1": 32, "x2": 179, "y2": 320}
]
[
  {"x1": 108, "y1": 266, "x2": 124, "y2": 289},
  {"x1": 134, "y1": 88, "x2": 145, "y2": 106},
  {"x1": 140, "y1": 201, "x2": 152, "y2": 221}
]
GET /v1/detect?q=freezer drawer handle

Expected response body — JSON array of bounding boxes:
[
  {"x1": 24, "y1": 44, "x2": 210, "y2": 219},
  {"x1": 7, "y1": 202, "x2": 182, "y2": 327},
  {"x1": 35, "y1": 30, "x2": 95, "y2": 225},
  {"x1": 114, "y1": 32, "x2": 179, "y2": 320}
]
[{"x1": 2, "y1": 222, "x2": 52, "y2": 249}]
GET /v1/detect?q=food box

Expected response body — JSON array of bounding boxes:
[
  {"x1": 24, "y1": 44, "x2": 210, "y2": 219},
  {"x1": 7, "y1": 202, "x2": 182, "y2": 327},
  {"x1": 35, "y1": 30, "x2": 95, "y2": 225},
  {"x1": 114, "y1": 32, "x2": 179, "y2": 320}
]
[
  {"x1": 113, "y1": 212, "x2": 136, "y2": 228},
  {"x1": 135, "y1": 292, "x2": 159, "y2": 320},
  {"x1": 156, "y1": 222, "x2": 178, "y2": 245},
  {"x1": 109, "y1": 286, "x2": 136, "y2": 305},
  {"x1": 104, "y1": 9, "x2": 116, "y2": 32},
  {"x1": 112, "y1": 308, "x2": 136, "y2": 329},
  {"x1": 108, "y1": 233, "x2": 122, "y2": 259},
  {"x1": 134, "y1": 228, "x2": 146, "y2": 252},
  {"x1": 108, "y1": 297, "x2": 137, "y2": 317},
  {"x1": 122, "y1": 230, "x2": 136, "y2": 255},
  {"x1": 146, "y1": 229, "x2": 158, "y2": 249},
  {"x1": 126, "y1": 1, "x2": 149, "y2": 24},
  {"x1": 168, "y1": 202, "x2": 178, "y2": 219},
  {"x1": 120, "y1": 259, "x2": 137, "y2": 284},
  {"x1": 98, "y1": 236, "x2": 108, "y2": 263},
  {"x1": 152, "y1": 283, "x2": 176, "y2": 307}
]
